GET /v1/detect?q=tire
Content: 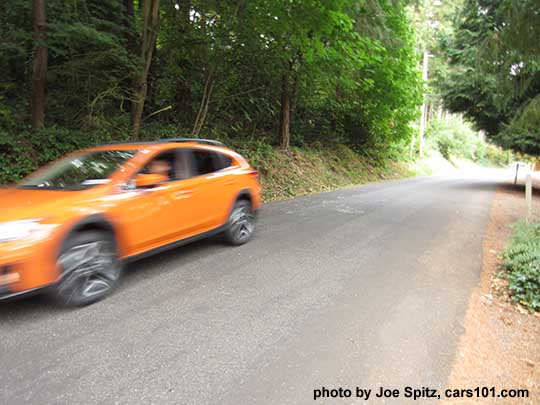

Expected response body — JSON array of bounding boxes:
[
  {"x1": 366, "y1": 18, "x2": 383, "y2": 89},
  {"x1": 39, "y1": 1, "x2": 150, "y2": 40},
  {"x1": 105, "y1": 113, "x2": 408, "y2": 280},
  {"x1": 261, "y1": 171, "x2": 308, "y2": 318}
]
[
  {"x1": 52, "y1": 230, "x2": 122, "y2": 306},
  {"x1": 224, "y1": 199, "x2": 256, "y2": 246}
]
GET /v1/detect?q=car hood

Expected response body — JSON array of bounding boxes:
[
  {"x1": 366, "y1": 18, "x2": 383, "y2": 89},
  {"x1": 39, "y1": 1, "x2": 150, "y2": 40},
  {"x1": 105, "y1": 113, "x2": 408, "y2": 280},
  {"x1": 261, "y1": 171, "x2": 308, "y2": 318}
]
[{"x1": 0, "y1": 188, "x2": 86, "y2": 222}]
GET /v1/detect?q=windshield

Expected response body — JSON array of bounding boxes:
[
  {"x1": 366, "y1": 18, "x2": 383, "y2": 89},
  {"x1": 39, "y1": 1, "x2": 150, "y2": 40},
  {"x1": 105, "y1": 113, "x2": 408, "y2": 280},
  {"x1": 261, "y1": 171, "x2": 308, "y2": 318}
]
[{"x1": 19, "y1": 150, "x2": 136, "y2": 190}]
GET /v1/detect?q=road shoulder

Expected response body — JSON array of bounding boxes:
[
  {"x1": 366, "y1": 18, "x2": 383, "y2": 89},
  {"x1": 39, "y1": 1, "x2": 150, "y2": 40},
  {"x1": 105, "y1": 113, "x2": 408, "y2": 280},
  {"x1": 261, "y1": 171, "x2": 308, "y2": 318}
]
[{"x1": 444, "y1": 183, "x2": 540, "y2": 403}]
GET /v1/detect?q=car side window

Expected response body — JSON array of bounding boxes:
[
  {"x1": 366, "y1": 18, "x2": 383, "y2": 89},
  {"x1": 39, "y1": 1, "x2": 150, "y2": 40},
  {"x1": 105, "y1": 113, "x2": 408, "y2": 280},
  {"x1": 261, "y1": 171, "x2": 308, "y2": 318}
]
[
  {"x1": 139, "y1": 151, "x2": 177, "y2": 181},
  {"x1": 191, "y1": 150, "x2": 231, "y2": 176},
  {"x1": 214, "y1": 152, "x2": 232, "y2": 171},
  {"x1": 191, "y1": 150, "x2": 215, "y2": 175}
]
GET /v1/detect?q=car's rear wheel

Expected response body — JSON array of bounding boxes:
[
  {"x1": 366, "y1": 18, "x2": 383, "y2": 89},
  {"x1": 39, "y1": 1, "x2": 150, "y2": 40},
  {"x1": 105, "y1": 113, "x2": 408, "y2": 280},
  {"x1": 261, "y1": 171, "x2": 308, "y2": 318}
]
[
  {"x1": 224, "y1": 199, "x2": 256, "y2": 245},
  {"x1": 53, "y1": 230, "x2": 122, "y2": 306}
]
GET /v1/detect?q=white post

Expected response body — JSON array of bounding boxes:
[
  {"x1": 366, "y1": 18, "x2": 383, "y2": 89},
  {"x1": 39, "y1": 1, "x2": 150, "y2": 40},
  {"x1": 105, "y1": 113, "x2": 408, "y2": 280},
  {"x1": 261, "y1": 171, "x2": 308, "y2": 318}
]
[{"x1": 526, "y1": 173, "x2": 532, "y2": 223}]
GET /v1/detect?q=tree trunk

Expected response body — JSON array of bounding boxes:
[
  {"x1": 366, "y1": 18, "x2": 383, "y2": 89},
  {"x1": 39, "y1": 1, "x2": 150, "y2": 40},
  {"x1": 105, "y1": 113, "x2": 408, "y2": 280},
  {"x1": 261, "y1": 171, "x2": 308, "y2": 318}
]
[
  {"x1": 191, "y1": 1, "x2": 241, "y2": 136},
  {"x1": 290, "y1": 67, "x2": 301, "y2": 126},
  {"x1": 279, "y1": 69, "x2": 291, "y2": 150},
  {"x1": 131, "y1": 76, "x2": 148, "y2": 138},
  {"x1": 123, "y1": 0, "x2": 135, "y2": 116},
  {"x1": 192, "y1": 68, "x2": 215, "y2": 136},
  {"x1": 172, "y1": 0, "x2": 192, "y2": 120},
  {"x1": 146, "y1": 43, "x2": 158, "y2": 109},
  {"x1": 31, "y1": 0, "x2": 47, "y2": 131},
  {"x1": 123, "y1": 0, "x2": 135, "y2": 53},
  {"x1": 131, "y1": 0, "x2": 160, "y2": 139}
]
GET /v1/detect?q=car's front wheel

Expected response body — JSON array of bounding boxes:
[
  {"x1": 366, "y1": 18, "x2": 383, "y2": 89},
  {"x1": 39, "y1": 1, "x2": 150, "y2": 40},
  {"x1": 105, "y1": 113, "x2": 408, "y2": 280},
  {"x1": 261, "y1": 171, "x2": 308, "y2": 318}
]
[
  {"x1": 53, "y1": 230, "x2": 122, "y2": 306},
  {"x1": 224, "y1": 199, "x2": 256, "y2": 245}
]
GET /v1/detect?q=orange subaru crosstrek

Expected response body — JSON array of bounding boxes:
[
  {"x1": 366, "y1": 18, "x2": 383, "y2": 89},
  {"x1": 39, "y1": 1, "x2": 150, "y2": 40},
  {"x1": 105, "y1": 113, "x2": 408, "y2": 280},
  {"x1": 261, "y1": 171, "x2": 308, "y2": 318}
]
[{"x1": 0, "y1": 138, "x2": 261, "y2": 306}]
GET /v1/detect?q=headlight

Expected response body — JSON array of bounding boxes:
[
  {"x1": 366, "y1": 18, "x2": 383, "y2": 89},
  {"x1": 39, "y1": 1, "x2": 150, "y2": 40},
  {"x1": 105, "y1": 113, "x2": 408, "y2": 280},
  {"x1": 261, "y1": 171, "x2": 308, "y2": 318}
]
[{"x1": 0, "y1": 219, "x2": 44, "y2": 243}]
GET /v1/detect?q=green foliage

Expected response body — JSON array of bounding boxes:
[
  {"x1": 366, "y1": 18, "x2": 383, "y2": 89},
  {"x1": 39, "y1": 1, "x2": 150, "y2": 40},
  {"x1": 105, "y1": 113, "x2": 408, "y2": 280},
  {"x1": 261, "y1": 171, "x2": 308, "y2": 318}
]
[
  {"x1": 0, "y1": 0, "x2": 424, "y2": 184},
  {"x1": 483, "y1": 143, "x2": 509, "y2": 167},
  {"x1": 425, "y1": 116, "x2": 509, "y2": 166},
  {"x1": 437, "y1": 0, "x2": 508, "y2": 136},
  {"x1": 241, "y1": 141, "x2": 410, "y2": 201},
  {"x1": 0, "y1": 126, "x2": 125, "y2": 184},
  {"x1": 426, "y1": 117, "x2": 473, "y2": 158},
  {"x1": 482, "y1": 0, "x2": 540, "y2": 99},
  {"x1": 426, "y1": 117, "x2": 480, "y2": 160},
  {"x1": 496, "y1": 96, "x2": 540, "y2": 155},
  {"x1": 0, "y1": 0, "x2": 135, "y2": 131},
  {"x1": 437, "y1": 0, "x2": 540, "y2": 154},
  {"x1": 500, "y1": 220, "x2": 540, "y2": 312}
]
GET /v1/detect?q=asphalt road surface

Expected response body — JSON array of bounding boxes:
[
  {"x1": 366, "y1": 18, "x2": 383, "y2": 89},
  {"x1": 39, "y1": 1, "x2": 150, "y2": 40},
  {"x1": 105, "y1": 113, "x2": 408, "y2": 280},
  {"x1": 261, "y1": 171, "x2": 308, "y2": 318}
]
[{"x1": 0, "y1": 170, "x2": 511, "y2": 404}]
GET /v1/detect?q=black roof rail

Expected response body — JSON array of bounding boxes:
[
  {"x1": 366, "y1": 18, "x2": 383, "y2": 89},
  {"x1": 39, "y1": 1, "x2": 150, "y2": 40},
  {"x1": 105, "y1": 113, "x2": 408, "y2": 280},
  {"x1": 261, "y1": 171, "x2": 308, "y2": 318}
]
[
  {"x1": 99, "y1": 140, "x2": 155, "y2": 146},
  {"x1": 162, "y1": 138, "x2": 225, "y2": 147}
]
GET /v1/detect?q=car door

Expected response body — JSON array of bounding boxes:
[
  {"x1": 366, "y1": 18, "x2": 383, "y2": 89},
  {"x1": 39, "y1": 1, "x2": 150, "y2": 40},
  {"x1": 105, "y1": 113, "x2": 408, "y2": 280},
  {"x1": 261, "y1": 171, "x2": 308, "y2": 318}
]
[
  {"x1": 187, "y1": 148, "x2": 238, "y2": 231},
  {"x1": 109, "y1": 149, "x2": 198, "y2": 256},
  {"x1": 158, "y1": 148, "x2": 204, "y2": 239}
]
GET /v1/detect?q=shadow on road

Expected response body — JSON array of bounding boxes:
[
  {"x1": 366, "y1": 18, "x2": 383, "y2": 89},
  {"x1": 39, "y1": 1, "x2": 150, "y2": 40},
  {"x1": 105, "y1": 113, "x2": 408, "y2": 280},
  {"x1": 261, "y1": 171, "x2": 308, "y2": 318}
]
[
  {"x1": 447, "y1": 180, "x2": 504, "y2": 193},
  {"x1": 123, "y1": 235, "x2": 224, "y2": 283},
  {"x1": 0, "y1": 294, "x2": 54, "y2": 320},
  {"x1": 449, "y1": 179, "x2": 540, "y2": 196},
  {"x1": 498, "y1": 182, "x2": 540, "y2": 197},
  {"x1": 0, "y1": 235, "x2": 226, "y2": 320}
]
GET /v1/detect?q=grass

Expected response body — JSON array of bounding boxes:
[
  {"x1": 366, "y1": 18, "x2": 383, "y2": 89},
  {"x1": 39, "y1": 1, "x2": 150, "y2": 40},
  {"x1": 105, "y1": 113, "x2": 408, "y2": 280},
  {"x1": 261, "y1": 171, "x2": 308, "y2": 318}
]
[{"x1": 236, "y1": 142, "x2": 412, "y2": 201}]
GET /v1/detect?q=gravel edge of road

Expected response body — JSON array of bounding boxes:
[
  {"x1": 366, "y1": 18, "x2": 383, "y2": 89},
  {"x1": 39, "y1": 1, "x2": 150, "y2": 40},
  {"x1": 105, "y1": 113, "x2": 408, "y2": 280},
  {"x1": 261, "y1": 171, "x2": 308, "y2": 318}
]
[{"x1": 443, "y1": 183, "x2": 540, "y2": 404}]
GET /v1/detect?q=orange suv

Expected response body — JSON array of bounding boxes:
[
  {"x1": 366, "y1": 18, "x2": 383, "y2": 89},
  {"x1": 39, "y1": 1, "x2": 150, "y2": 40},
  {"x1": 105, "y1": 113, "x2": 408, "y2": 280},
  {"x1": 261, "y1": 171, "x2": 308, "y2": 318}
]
[{"x1": 0, "y1": 138, "x2": 261, "y2": 306}]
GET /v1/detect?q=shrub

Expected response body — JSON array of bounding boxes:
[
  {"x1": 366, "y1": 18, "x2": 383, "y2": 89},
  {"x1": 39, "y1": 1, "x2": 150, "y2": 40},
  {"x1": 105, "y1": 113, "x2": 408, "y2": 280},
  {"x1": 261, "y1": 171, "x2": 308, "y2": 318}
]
[
  {"x1": 0, "y1": 126, "x2": 125, "y2": 184},
  {"x1": 425, "y1": 116, "x2": 511, "y2": 166},
  {"x1": 483, "y1": 143, "x2": 509, "y2": 167},
  {"x1": 426, "y1": 117, "x2": 480, "y2": 160},
  {"x1": 500, "y1": 220, "x2": 540, "y2": 312},
  {"x1": 0, "y1": 131, "x2": 37, "y2": 185}
]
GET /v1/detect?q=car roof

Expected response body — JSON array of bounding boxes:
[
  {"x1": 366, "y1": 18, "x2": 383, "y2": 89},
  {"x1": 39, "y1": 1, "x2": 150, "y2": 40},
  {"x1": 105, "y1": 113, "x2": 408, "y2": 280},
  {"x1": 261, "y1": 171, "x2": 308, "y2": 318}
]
[{"x1": 84, "y1": 138, "x2": 232, "y2": 154}]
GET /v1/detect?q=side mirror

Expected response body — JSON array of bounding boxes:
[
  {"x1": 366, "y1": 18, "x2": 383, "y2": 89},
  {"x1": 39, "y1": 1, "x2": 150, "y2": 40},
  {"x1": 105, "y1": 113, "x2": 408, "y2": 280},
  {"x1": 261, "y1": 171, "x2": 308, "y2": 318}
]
[{"x1": 135, "y1": 173, "x2": 168, "y2": 188}]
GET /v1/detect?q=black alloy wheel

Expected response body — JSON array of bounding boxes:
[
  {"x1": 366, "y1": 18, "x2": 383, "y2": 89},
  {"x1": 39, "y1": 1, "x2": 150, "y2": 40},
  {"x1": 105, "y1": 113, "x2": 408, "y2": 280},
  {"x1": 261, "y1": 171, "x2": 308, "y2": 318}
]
[
  {"x1": 224, "y1": 200, "x2": 256, "y2": 246},
  {"x1": 53, "y1": 230, "x2": 122, "y2": 306}
]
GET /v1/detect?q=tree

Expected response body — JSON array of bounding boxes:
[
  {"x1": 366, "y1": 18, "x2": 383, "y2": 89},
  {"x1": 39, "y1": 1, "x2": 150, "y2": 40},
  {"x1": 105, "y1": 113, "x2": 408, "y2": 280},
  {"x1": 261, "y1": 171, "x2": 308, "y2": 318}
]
[
  {"x1": 408, "y1": 0, "x2": 464, "y2": 155},
  {"x1": 438, "y1": 0, "x2": 540, "y2": 153},
  {"x1": 246, "y1": 0, "x2": 363, "y2": 150},
  {"x1": 31, "y1": 0, "x2": 47, "y2": 130},
  {"x1": 190, "y1": 1, "x2": 243, "y2": 137},
  {"x1": 486, "y1": 0, "x2": 540, "y2": 154},
  {"x1": 131, "y1": 0, "x2": 160, "y2": 139},
  {"x1": 1, "y1": 0, "x2": 135, "y2": 132},
  {"x1": 1, "y1": 0, "x2": 424, "y2": 184},
  {"x1": 278, "y1": 61, "x2": 292, "y2": 150}
]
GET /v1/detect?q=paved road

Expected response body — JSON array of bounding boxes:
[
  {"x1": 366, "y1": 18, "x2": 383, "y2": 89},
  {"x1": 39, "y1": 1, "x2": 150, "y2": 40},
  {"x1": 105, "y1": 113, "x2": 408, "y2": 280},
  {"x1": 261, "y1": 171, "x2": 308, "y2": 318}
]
[{"x1": 0, "y1": 170, "x2": 510, "y2": 404}]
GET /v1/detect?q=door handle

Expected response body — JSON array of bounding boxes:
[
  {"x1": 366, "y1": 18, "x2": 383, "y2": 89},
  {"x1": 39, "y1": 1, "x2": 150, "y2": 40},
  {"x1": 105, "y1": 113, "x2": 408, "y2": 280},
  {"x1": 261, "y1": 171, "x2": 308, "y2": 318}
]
[{"x1": 174, "y1": 189, "x2": 193, "y2": 199}]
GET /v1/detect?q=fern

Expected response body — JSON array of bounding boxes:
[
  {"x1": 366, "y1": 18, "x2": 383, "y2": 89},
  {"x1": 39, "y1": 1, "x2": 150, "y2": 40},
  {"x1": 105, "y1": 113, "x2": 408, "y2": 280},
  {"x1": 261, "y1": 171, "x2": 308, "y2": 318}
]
[{"x1": 500, "y1": 220, "x2": 540, "y2": 312}]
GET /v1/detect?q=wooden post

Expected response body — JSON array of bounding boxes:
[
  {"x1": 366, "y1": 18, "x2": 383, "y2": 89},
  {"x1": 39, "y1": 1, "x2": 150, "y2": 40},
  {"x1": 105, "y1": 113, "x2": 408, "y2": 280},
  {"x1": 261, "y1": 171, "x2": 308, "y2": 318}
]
[
  {"x1": 514, "y1": 163, "x2": 519, "y2": 185},
  {"x1": 526, "y1": 173, "x2": 532, "y2": 223}
]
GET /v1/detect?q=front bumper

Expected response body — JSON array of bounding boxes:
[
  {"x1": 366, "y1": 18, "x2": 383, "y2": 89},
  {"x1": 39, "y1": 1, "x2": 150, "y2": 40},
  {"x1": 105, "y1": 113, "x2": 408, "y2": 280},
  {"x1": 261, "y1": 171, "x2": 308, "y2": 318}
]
[
  {"x1": 0, "y1": 262, "x2": 55, "y2": 301},
  {"x1": 0, "y1": 263, "x2": 23, "y2": 299},
  {"x1": 0, "y1": 282, "x2": 10, "y2": 298},
  {"x1": 0, "y1": 283, "x2": 53, "y2": 301},
  {"x1": 0, "y1": 237, "x2": 60, "y2": 300}
]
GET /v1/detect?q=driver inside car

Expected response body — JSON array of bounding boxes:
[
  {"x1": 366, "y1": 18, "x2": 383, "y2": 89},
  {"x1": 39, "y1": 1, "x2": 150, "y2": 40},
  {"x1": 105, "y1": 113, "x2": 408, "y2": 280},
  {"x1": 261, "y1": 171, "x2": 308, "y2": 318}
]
[{"x1": 147, "y1": 159, "x2": 172, "y2": 180}]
